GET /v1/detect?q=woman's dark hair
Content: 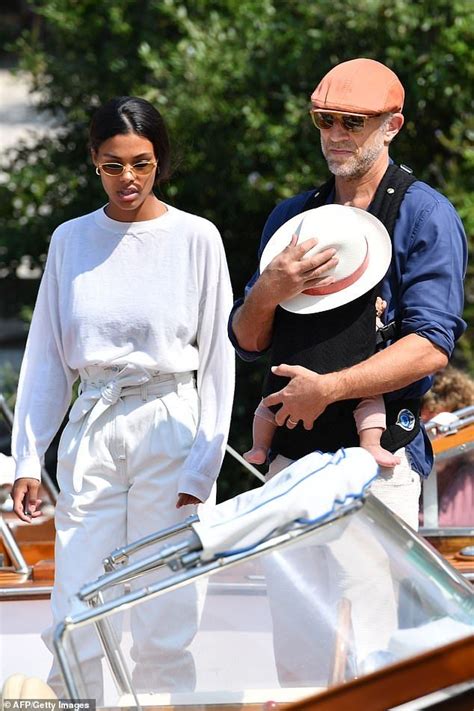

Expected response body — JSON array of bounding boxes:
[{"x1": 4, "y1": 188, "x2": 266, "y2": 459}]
[{"x1": 89, "y1": 96, "x2": 171, "y2": 183}]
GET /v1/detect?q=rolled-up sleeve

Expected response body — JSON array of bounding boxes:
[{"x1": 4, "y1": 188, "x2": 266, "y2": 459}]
[
  {"x1": 388, "y1": 185, "x2": 467, "y2": 357},
  {"x1": 227, "y1": 289, "x2": 269, "y2": 362}
]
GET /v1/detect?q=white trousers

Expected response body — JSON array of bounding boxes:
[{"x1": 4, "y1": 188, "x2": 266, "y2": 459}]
[
  {"x1": 265, "y1": 448, "x2": 421, "y2": 685},
  {"x1": 44, "y1": 368, "x2": 212, "y2": 699}
]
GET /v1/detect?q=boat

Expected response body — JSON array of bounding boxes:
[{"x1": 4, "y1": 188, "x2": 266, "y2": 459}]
[
  {"x1": 51, "y1": 448, "x2": 473, "y2": 708},
  {"x1": 419, "y1": 404, "x2": 474, "y2": 580}
]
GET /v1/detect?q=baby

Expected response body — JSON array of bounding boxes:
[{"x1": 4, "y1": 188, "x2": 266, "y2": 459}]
[{"x1": 244, "y1": 298, "x2": 400, "y2": 468}]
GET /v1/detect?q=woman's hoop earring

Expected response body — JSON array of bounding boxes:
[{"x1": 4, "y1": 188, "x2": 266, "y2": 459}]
[{"x1": 95, "y1": 167, "x2": 100, "y2": 175}]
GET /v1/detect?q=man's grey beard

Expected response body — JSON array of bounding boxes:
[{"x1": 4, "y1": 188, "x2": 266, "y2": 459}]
[
  {"x1": 322, "y1": 141, "x2": 385, "y2": 179},
  {"x1": 321, "y1": 119, "x2": 389, "y2": 179}
]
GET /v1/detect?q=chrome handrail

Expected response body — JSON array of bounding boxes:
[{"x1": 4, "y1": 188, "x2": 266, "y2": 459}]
[
  {"x1": 103, "y1": 515, "x2": 199, "y2": 570},
  {"x1": 84, "y1": 536, "x2": 201, "y2": 601},
  {"x1": 424, "y1": 405, "x2": 474, "y2": 436}
]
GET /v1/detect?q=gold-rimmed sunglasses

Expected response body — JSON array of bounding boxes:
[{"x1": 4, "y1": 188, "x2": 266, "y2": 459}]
[
  {"x1": 309, "y1": 110, "x2": 379, "y2": 133},
  {"x1": 95, "y1": 160, "x2": 158, "y2": 177}
]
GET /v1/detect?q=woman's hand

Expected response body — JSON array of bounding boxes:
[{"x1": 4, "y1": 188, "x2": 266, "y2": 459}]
[
  {"x1": 12, "y1": 478, "x2": 43, "y2": 523},
  {"x1": 176, "y1": 492, "x2": 202, "y2": 508}
]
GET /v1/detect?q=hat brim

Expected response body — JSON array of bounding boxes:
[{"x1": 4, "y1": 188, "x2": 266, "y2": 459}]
[
  {"x1": 311, "y1": 108, "x2": 378, "y2": 117},
  {"x1": 259, "y1": 204, "x2": 392, "y2": 314}
]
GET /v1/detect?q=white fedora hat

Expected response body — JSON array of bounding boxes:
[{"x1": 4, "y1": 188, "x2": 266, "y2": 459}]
[{"x1": 259, "y1": 204, "x2": 392, "y2": 314}]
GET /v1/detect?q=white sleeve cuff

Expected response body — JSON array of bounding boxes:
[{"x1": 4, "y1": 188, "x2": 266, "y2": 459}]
[
  {"x1": 15, "y1": 456, "x2": 42, "y2": 481},
  {"x1": 178, "y1": 469, "x2": 216, "y2": 504}
]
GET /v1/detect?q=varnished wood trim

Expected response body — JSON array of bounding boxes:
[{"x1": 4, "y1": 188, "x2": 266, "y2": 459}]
[
  {"x1": 432, "y1": 424, "x2": 474, "y2": 455},
  {"x1": 287, "y1": 635, "x2": 474, "y2": 711}
]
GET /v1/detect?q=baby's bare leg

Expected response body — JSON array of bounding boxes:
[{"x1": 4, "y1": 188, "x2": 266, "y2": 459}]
[{"x1": 244, "y1": 402, "x2": 276, "y2": 465}]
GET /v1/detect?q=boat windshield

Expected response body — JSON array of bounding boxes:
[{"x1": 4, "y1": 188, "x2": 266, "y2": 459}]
[{"x1": 56, "y1": 493, "x2": 474, "y2": 708}]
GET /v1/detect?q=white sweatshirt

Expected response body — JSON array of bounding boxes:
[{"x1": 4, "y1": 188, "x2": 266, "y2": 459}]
[{"x1": 12, "y1": 204, "x2": 235, "y2": 502}]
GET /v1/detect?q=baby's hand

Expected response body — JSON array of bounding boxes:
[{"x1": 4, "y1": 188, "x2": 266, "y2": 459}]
[{"x1": 375, "y1": 297, "x2": 387, "y2": 318}]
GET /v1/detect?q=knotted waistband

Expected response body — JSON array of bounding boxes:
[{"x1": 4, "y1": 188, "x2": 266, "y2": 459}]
[{"x1": 70, "y1": 364, "x2": 194, "y2": 425}]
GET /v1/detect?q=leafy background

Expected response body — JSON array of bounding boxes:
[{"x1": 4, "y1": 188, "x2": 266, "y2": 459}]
[{"x1": 0, "y1": 0, "x2": 472, "y2": 498}]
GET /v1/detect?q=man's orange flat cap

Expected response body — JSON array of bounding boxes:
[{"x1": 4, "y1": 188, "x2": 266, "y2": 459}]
[{"x1": 311, "y1": 58, "x2": 404, "y2": 115}]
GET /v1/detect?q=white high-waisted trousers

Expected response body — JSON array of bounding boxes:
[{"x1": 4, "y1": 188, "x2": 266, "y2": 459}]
[
  {"x1": 264, "y1": 448, "x2": 421, "y2": 685},
  {"x1": 43, "y1": 365, "x2": 211, "y2": 699}
]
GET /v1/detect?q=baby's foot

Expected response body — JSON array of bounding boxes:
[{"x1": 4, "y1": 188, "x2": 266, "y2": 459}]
[
  {"x1": 243, "y1": 446, "x2": 268, "y2": 465},
  {"x1": 363, "y1": 444, "x2": 401, "y2": 468}
]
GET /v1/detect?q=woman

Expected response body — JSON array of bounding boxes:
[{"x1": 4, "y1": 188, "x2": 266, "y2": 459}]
[{"x1": 11, "y1": 96, "x2": 235, "y2": 698}]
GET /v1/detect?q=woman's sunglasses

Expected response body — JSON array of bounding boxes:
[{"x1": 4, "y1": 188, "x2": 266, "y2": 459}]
[
  {"x1": 310, "y1": 110, "x2": 378, "y2": 133},
  {"x1": 96, "y1": 160, "x2": 158, "y2": 177}
]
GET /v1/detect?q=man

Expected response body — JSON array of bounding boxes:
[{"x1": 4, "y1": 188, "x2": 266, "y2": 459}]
[
  {"x1": 229, "y1": 57, "x2": 467, "y2": 528},
  {"x1": 228, "y1": 58, "x2": 467, "y2": 684}
]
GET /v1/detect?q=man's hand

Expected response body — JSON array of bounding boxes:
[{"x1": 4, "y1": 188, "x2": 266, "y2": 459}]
[
  {"x1": 176, "y1": 493, "x2": 202, "y2": 509},
  {"x1": 12, "y1": 478, "x2": 43, "y2": 523},
  {"x1": 232, "y1": 235, "x2": 338, "y2": 353},
  {"x1": 262, "y1": 336, "x2": 449, "y2": 432},
  {"x1": 259, "y1": 234, "x2": 338, "y2": 307},
  {"x1": 262, "y1": 364, "x2": 333, "y2": 430}
]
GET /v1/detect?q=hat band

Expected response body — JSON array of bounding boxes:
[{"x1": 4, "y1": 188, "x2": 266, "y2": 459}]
[{"x1": 303, "y1": 239, "x2": 369, "y2": 296}]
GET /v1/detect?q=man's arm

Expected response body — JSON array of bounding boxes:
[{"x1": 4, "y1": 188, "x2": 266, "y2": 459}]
[
  {"x1": 231, "y1": 278, "x2": 280, "y2": 353},
  {"x1": 263, "y1": 333, "x2": 448, "y2": 429},
  {"x1": 232, "y1": 235, "x2": 338, "y2": 352}
]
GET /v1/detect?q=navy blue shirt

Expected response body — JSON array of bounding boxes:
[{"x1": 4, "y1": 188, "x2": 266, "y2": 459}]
[{"x1": 229, "y1": 178, "x2": 467, "y2": 477}]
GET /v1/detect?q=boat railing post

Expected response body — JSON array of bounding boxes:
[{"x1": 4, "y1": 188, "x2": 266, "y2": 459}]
[
  {"x1": 0, "y1": 516, "x2": 30, "y2": 574},
  {"x1": 421, "y1": 465, "x2": 439, "y2": 529},
  {"x1": 92, "y1": 592, "x2": 142, "y2": 708},
  {"x1": 53, "y1": 620, "x2": 83, "y2": 700}
]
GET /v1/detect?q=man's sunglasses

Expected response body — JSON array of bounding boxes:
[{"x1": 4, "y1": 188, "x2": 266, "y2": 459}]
[
  {"x1": 310, "y1": 110, "x2": 378, "y2": 133},
  {"x1": 96, "y1": 160, "x2": 158, "y2": 177}
]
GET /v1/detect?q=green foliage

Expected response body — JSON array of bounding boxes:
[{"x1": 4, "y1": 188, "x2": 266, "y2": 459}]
[
  {"x1": 1, "y1": 0, "x2": 473, "y2": 494},
  {"x1": 0, "y1": 362, "x2": 19, "y2": 408}
]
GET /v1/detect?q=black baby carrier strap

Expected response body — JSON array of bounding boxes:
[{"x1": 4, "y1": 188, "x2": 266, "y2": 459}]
[
  {"x1": 303, "y1": 162, "x2": 416, "y2": 232},
  {"x1": 264, "y1": 163, "x2": 419, "y2": 459}
]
